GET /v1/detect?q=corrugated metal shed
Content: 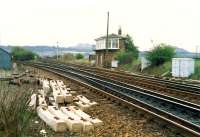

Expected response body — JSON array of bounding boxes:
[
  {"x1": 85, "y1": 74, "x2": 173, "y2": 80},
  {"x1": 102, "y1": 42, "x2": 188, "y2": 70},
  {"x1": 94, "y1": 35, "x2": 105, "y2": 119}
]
[
  {"x1": 172, "y1": 58, "x2": 194, "y2": 77},
  {"x1": 0, "y1": 48, "x2": 12, "y2": 69}
]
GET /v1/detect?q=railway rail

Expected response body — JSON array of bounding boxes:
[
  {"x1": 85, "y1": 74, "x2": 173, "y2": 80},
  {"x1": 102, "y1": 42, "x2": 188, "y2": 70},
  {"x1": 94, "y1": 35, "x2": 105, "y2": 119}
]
[
  {"x1": 40, "y1": 60, "x2": 200, "y2": 105},
  {"x1": 62, "y1": 61, "x2": 200, "y2": 94},
  {"x1": 26, "y1": 61, "x2": 200, "y2": 136}
]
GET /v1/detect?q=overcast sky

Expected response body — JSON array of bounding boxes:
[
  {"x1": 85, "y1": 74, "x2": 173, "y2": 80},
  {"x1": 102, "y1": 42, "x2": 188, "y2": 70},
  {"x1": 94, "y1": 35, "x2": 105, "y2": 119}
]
[{"x1": 0, "y1": 0, "x2": 199, "y2": 52}]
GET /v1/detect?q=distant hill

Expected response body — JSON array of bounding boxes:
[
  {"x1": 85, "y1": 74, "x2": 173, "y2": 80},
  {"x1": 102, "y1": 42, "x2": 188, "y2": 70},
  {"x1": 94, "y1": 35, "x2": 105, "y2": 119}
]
[
  {"x1": 0, "y1": 44, "x2": 94, "y2": 57},
  {"x1": 0, "y1": 45, "x2": 197, "y2": 58},
  {"x1": 174, "y1": 47, "x2": 196, "y2": 58}
]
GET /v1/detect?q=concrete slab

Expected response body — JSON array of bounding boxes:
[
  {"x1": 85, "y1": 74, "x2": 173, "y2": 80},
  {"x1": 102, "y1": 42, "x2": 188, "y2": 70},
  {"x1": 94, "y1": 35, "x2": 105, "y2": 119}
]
[
  {"x1": 52, "y1": 87, "x2": 64, "y2": 104},
  {"x1": 56, "y1": 80, "x2": 64, "y2": 86},
  {"x1": 69, "y1": 106, "x2": 103, "y2": 127},
  {"x1": 60, "y1": 107, "x2": 94, "y2": 132},
  {"x1": 37, "y1": 106, "x2": 66, "y2": 132},
  {"x1": 75, "y1": 101, "x2": 90, "y2": 111},
  {"x1": 48, "y1": 106, "x2": 83, "y2": 132},
  {"x1": 28, "y1": 93, "x2": 37, "y2": 109},
  {"x1": 77, "y1": 95, "x2": 97, "y2": 106},
  {"x1": 50, "y1": 80, "x2": 58, "y2": 88},
  {"x1": 59, "y1": 87, "x2": 73, "y2": 103},
  {"x1": 38, "y1": 95, "x2": 47, "y2": 107}
]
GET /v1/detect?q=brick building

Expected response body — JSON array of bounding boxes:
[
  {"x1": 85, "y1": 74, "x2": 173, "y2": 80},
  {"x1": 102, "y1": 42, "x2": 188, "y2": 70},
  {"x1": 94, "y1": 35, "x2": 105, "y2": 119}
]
[{"x1": 93, "y1": 29, "x2": 126, "y2": 68}]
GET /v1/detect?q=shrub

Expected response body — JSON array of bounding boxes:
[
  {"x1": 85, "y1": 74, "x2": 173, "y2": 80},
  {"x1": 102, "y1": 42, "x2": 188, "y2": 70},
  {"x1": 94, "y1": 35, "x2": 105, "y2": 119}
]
[
  {"x1": 75, "y1": 53, "x2": 84, "y2": 60},
  {"x1": 62, "y1": 53, "x2": 75, "y2": 61},
  {"x1": 116, "y1": 50, "x2": 135, "y2": 65},
  {"x1": 11, "y1": 47, "x2": 38, "y2": 61},
  {"x1": 146, "y1": 43, "x2": 175, "y2": 66},
  {"x1": 124, "y1": 35, "x2": 139, "y2": 59},
  {"x1": 115, "y1": 35, "x2": 139, "y2": 65}
]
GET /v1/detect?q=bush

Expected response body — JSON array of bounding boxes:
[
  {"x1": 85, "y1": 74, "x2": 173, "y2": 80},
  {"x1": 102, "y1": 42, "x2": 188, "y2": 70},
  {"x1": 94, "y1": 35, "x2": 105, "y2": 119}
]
[
  {"x1": 62, "y1": 53, "x2": 75, "y2": 61},
  {"x1": 75, "y1": 53, "x2": 84, "y2": 60},
  {"x1": 116, "y1": 35, "x2": 139, "y2": 65},
  {"x1": 11, "y1": 47, "x2": 38, "y2": 61},
  {"x1": 146, "y1": 43, "x2": 175, "y2": 66},
  {"x1": 116, "y1": 50, "x2": 135, "y2": 65},
  {"x1": 124, "y1": 35, "x2": 139, "y2": 59}
]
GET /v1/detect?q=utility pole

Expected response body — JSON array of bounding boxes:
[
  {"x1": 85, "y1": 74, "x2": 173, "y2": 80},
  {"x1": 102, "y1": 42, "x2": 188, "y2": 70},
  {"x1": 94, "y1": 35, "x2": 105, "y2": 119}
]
[
  {"x1": 56, "y1": 41, "x2": 59, "y2": 60},
  {"x1": 196, "y1": 45, "x2": 199, "y2": 59},
  {"x1": 105, "y1": 11, "x2": 109, "y2": 68}
]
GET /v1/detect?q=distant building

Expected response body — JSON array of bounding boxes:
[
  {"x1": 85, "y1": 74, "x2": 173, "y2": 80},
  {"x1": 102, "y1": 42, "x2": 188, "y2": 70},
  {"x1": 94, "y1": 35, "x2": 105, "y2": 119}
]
[
  {"x1": 0, "y1": 48, "x2": 12, "y2": 69},
  {"x1": 93, "y1": 28, "x2": 126, "y2": 67}
]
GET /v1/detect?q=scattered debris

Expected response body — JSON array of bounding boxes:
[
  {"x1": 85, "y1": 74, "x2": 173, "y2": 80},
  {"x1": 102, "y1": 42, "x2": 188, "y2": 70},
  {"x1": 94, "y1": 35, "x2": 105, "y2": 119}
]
[
  {"x1": 60, "y1": 106, "x2": 94, "y2": 132},
  {"x1": 28, "y1": 93, "x2": 37, "y2": 109},
  {"x1": 69, "y1": 106, "x2": 103, "y2": 127},
  {"x1": 40, "y1": 129, "x2": 47, "y2": 137},
  {"x1": 29, "y1": 78, "x2": 102, "y2": 133},
  {"x1": 48, "y1": 106, "x2": 82, "y2": 132},
  {"x1": 37, "y1": 106, "x2": 66, "y2": 132}
]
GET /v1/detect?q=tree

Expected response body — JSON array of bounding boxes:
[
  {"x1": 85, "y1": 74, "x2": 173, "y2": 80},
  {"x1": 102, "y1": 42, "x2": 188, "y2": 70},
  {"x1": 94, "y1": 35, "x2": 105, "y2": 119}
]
[
  {"x1": 11, "y1": 47, "x2": 38, "y2": 61},
  {"x1": 146, "y1": 43, "x2": 175, "y2": 66},
  {"x1": 63, "y1": 53, "x2": 75, "y2": 61},
  {"x1": 75, "y1": 53, "x2": 84, "y2": 60},
  {"x1": 116, "y1": 35, "x2": 139, "y2": 65}
]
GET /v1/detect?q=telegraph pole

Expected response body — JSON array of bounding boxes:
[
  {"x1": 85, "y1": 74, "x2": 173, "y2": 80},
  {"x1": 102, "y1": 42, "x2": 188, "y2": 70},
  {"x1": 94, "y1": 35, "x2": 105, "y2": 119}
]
[
  {"x1": 196, "y1": 45, "x2": 199, "y2": 59},
  {"x1": 105, "y1": 11, "x2": 109, "y2": 68},
  {"x1": 56, "y1": 41, "x2": 59, "y2": 60}
]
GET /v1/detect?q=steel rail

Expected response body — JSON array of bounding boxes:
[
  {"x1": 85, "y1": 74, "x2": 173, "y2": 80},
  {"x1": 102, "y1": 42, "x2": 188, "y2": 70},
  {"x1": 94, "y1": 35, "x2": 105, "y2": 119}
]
[
  {"x1": 39, "y1": 61, "x2": 200, "y2": 97},
  {"x1": 56, "y1": 61, "x2": 200, "y2": 94}
]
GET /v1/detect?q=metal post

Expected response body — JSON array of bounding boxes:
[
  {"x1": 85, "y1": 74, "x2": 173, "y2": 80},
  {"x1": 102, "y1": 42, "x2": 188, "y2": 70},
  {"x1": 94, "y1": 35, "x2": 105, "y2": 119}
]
[
  {"x1": 56, "y1": 41, "x2": 59, "y2": 60},
  {"x1": 105, "y1": 12, "x2": 109, "y2": 68},
  {"x1": 196, "y1": 45, "x2": 198, "y2": 59}
]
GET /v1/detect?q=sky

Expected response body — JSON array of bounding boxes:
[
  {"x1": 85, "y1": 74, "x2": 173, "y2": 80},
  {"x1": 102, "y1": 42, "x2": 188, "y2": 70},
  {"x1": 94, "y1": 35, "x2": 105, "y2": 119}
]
[{"x1": 0, "y1": 0, "x2": 200, "y2": 52}]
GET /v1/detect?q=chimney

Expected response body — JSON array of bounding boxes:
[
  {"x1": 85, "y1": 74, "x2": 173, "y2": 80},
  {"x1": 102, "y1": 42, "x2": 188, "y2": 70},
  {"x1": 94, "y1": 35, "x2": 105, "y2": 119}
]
[{"x1": 118, "y1": 26, "x2": 122, "y2": 35}]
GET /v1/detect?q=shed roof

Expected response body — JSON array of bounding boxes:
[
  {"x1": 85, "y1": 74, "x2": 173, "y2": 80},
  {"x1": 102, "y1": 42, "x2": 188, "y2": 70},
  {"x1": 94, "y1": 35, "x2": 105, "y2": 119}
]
[
  {"x1": 95, "y1": 33, "x2": 125, "y2": 41},
  {"x1": 0, "y1": 48, "x2": 11, "y2": 56}
]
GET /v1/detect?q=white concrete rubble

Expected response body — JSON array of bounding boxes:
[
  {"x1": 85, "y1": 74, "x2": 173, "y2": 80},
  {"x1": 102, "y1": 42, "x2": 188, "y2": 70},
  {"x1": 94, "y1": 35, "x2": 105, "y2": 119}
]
[
  {"x1": 48, "y1": 106, "x2": 83, "y2": 132},
  {"x1": 29, "y1": 94, "x2": 37, "y2": 109},
  {"x1": 50, "y1": 80, "x2": 58, "y2": 88},
  {"x1": 60, "y1": 107, "x2": 94, "y2": 132},
  {"x1": 56, "y1": 80, "x2": 64, "y2": 86},
  {"x1": 75, "y1": 101, "x2": 91, "y2": 111},
  {"x1": 69, "y1": 106, "x2": 103, "y2": 127},
  {"x1": 42, "y1": 80, "x2": 50, "y2": 93},
  {"x1": 77, "y1": 95, "x2": 97, "y2": 106},
  {"x1": 59, "y1": 87, "x2": 73, "y2": 103},
  {"x1": 37, "y1": 106, "x2": 66, "y2": 132},
  {"x1": 52, "y1": 87, "x2": 64, "y2": 104},
  {"x1": 38, "y1": 95, "x2": 47, "y2": 107},
  {"x1": 38, "y1": 89, "x2": 47, "y2": 96}
]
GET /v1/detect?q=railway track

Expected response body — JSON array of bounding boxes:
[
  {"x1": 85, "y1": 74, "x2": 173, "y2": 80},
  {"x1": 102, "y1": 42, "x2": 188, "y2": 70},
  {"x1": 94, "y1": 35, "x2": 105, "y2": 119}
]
[
  {"x1": 41, "y1": 60, "x2": 200, "y2": 105},
  {"x1": 26, "y1": 61, "x2": 200, "y2": 136},
  {"x1": 62, "y1": 61, "x2": 200, "y2": 94}
]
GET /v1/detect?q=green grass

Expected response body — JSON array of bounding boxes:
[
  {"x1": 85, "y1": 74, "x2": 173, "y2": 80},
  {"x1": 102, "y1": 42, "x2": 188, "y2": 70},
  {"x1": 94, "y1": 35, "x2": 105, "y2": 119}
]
[
  {"x1": 189, "y1": 59, "x2": 200, "y2": 80},
  {"x1": 119, "y1": 59, "x2": 141, "y2": 72},
  {"x1": 120, "y1": 58, "x2": 200, "y2": 80},
  {"x1": 119, "y1": 60, "x2": 171, "y2": 77},
  {"x1": 142, "y1": 61, "x2": 171, "y2": 76}
]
